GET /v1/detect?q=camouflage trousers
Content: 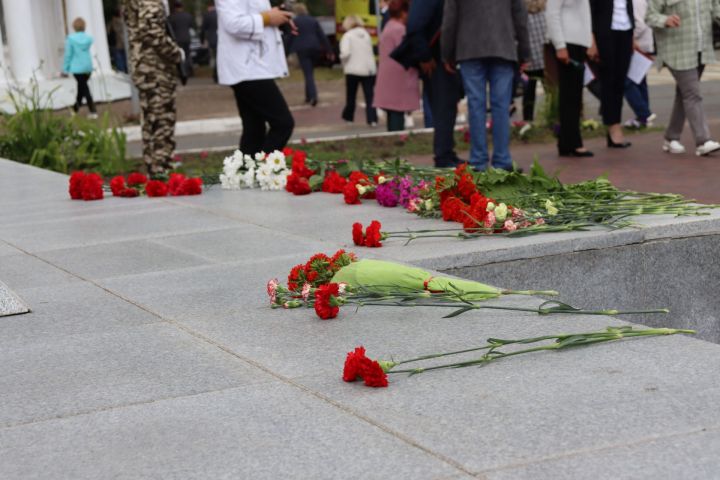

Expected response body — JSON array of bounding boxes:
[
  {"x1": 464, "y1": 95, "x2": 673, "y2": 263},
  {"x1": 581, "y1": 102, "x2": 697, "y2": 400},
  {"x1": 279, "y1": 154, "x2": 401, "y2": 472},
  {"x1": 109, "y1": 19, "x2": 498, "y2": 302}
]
[{"x1": 139, "y1": 81, "x2": 176, "y2": 174}]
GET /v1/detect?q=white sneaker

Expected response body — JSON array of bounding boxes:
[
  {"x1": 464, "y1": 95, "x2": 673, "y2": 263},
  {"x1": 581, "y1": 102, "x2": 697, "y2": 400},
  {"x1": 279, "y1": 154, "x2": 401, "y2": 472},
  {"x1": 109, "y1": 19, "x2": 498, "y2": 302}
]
[
  {"x1": 645, "y1": 113, "x2": 657, "y2": 127},
  {"x1": 404, "y1": 113, "x2": 415, "y2": 128},
  {"x1": 623, "y1": 118, "x2": 643, "y2": 129},
  {"x1": 695, "y1": 140, "x2": 720, "y2": 156},
  {"x1": 87, "y1": 113, "x2": 98, "y2": 120},
  {"x1": 662, "y1": 140, "x2": 686, "y2": 154}
]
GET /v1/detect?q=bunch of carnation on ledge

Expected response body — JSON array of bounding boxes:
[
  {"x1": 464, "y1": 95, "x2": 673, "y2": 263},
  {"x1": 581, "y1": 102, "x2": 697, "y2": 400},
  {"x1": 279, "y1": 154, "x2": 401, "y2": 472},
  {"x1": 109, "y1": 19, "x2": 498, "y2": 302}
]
[
  {"x1": 220, "y1": 149, "x2": 290, "y2": 191},
  {"x1": 69, "y1": 171, "x2": 202, "y2": 201}
]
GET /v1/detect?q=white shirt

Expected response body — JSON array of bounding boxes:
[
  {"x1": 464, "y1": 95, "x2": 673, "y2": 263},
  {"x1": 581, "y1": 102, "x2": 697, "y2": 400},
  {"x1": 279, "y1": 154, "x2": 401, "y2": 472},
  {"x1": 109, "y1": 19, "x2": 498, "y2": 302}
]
[
  {"x1": 216, "y1": 0, "x2": 289, "y2": 85},
  {"x1": 611, "y1": 0, "x2": 632, "y2": 31},
  {"x1": 545, "y1": 0, "x2": 593, "y2": 49}
]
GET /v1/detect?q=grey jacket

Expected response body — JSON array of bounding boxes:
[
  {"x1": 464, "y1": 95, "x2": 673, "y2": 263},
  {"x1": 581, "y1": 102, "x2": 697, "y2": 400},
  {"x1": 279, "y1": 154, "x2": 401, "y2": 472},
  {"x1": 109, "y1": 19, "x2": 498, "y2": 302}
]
[{"x1": 441, "y1": 0, "x2": 530, "y2": 64}]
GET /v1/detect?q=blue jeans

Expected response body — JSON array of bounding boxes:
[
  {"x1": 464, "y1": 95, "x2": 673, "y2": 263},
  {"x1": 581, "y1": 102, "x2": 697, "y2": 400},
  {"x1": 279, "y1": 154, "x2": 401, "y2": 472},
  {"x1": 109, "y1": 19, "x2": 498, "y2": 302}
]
[
  {"x1": 624, "y1": 76, "x2": 651, "y2": 122},
  {"x1": 460, "y1": 58, "x2": 514, "y2": 171}
]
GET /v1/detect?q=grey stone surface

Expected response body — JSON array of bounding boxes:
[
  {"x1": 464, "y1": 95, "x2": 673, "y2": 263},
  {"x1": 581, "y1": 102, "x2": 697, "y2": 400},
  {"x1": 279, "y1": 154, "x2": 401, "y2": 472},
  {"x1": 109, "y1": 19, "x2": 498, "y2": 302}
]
[
  {"x1": 485, "y1": 427, "x2": 720, "y2": 480},
  {"x1": 448, "y1": 234, "x2": 720, "y2": 343},
  {"x1": 2, "y1": 159, "x2": 720, "y2": 478},
  {"x1": 2, "y1": 282, "x2": 159, "y2": 342},
  {"x1": 0, "y1": 281, "x2": 29, "y2": 317},
  {"x1": 38, "y1": 239, "x2": 211, "y2": 280},
  {"x1": 0, "y1": 382, "x2": 463, "y2": 480},
  {"x1": 0, "y1": 253, "x2": 81, "y2": 290},
  {"x1": 0, "y1": 323, "x2": 272, "y2": 427}
]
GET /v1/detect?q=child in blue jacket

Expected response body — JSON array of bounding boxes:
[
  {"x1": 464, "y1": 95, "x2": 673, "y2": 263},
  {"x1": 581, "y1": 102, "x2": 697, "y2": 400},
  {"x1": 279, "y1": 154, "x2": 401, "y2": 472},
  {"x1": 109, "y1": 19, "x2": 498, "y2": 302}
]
[{"x1": 63, "y1": 17, "x2": 97, "y2": 118}]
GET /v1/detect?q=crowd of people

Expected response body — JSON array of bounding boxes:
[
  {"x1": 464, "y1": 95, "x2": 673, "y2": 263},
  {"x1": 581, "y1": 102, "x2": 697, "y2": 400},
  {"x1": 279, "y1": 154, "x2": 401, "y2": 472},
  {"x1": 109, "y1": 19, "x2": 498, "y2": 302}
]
[{"x1": 65, "y1": 0, "x2": 720, "y2": 173}]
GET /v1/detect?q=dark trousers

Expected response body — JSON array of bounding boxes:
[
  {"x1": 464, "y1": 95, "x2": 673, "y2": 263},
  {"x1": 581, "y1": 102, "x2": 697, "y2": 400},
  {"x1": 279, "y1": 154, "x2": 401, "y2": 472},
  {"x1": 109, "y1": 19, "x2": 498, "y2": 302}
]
[
  {"x1": 231, "y1": 79, "x2": 295, "y2": 156},
  {"x1": 597, "y1": 29, "x2": 633, "y2": 125},
  {"x1": 297, "y1": 50, "x2": 318, "y2": 102},
  {"x1": 385, "y1": 110, "x2": 405, "y2": 131},
  {"x1": 342, "y1": 74, "x2": 378, "y2": 124},
  {"x1": 423, "y1": 65, "x2": 462, "y2": 166},
  {"x1": 556, "y1": 43, "x2": 587, "y2": 153},
  {"x1": 73, "y1": 73, "x2": 96, "y2": 113},
  {"x1": 179, "y1": 41, "x2": 193, "y2": 76},
  {"x1": 523, "y1": 69, "x2": 544, "y2": 121}
]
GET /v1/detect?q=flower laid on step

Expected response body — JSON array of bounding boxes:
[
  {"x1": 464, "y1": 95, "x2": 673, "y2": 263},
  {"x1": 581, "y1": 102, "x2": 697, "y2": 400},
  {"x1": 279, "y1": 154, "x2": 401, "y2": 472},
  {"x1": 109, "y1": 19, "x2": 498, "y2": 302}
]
[
  {"x1": 69, "y1": 171, "x2": 103, "y2": 201},
  {"x1": 268, "y1": 252, "x2": 668, "y2": 321},
  {"x1": 352, "y1": 221, "x2": 384, "y2": 247},
  {"x1": 342, "y1": 326, "x2": 695, "y2": 388},
  {"x1": 220, "y1": 149, "x2": 289, "y2": 191}
]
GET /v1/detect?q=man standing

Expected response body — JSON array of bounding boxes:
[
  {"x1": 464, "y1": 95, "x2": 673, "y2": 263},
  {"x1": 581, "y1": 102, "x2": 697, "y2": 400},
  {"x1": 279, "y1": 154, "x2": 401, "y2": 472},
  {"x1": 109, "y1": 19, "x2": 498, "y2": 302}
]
[
  {"x1": 201, "y1": 0, "x2": 219, "y2": 82},
  {"x1": 124, "y1": 0, "x2": 183, "y2": 173},
  {"x1": 405, "y1": 0, "x2": 463, "y2": 168},
  {"x1": 168, "y1": 1, "x2": 195, "y2": 77}
]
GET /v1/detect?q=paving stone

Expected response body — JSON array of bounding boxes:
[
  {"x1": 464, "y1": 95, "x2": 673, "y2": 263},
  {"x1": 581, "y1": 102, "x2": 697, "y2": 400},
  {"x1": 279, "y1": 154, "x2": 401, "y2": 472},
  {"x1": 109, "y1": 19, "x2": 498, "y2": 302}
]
[
  {"x1": 0, "y1": 323, "x2": 271, "y2": 427},
  {"x1": 151, "y1": 226, "x2": 339, "y2": 263},
  {"x1": 484, "y1": 427, "x2": 720, "y2": 480},
  {"x1": 0, "y1": 253, "x2": 81, "y2": 290},
  {"x1": 38, "y1": 239, "x2": 211, "y2": 280},
  {"x1": 1, "y1": 282, "x2": 159, "y2": 343},
  {"x1": 0, "y1": 281, "x2": 29, "y2": 317},
  {"x1": 0, "y1": 204, "x2": 236, "y2": 252},
  {"x1": 297, "y1": 329, "x2": 720, "y2": 474},
  {"x1": 0, "y1": 382, "x2": 463, "y2": 480}
]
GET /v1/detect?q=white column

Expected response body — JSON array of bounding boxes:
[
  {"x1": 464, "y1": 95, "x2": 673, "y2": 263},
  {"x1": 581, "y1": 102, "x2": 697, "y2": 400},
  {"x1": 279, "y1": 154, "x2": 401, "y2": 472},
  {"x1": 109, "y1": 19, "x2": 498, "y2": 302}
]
[
  {"x1": 65, "y1": 0, "x2": 112, "y2": 73},
  {"x1": 2, "y1": 0, "x2": 44, "y2": 81}
]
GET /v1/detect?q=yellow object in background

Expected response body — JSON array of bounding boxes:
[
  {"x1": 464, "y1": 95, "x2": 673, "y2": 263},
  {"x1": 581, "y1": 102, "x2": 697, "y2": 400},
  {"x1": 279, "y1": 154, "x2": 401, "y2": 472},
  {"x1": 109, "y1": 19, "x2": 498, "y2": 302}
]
[{"x1": 335, "y1": 0, "x2": 380, "y2": 45}]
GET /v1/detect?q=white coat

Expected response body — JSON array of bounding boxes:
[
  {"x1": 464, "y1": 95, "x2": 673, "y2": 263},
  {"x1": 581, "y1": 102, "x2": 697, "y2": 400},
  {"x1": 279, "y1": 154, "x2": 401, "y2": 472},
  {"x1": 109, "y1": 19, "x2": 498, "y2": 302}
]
[{"x1": 339, "y1": 27, "x2": 377, "y2": 77}]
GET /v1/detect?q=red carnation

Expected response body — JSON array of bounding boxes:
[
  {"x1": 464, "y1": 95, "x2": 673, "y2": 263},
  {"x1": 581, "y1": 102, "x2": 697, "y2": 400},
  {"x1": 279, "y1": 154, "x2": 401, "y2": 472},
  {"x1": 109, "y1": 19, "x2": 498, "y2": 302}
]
[
  {"x1": 168, "y1": 173, "x2": 186, "y2": 195},
  {"x1": 343, "y1": 346, "x2": 366, "y2": 382},
  {"x1": 109, "y1": 176, "x2": 126, "y2": 196},
  {"x1": 322, "y1": 171, "x2": 347, "y2": 194},
  {"x1": 314, "y1": 283, "x2": 341, "y2": 319},
  {"x1": 288, "y1": 264, "x2": 305, "y2": 291},
  {"x1": 178, "y1": 177, "x2": 203, "y2": 195},
  {"x1": 330, "y1": 249, "x2": 356, "y2": 271},
  {"x1": 81, "y1": 173, "x2": 104, "y2": 201},
  {"x1": 364, "y1": 220, "x2": 383, "y2": 248},
  {"x1": 343, "y1": 182, "x2": 361, "y2": 205},
  {"x1": 68, "y1": 171, "x2": 87, "y2": 199},
  {"x1": 352, "y1": 222, "x2": 364, "y2": 246},
  {"x1": 119, "y1": 187, "x2": 139, "y2": 197},
  {"x1": 342, "y1": 346, "x2": 389, "y2": 387},
  {"x1": 145, "y1": 180, "x2": 169, "y2": 197},
  {"x1": 286, "y1": 173, "x2": 312, "y2": 195},
  {"x1": 126, "y1": 172, "x2": 148, "y2": 186},
  {"x1": 348, "y1": 171, "x2": 369, "y2": 183},
  {"x1": 360, "y1": 357, "x2": 389, "y2": 387}
]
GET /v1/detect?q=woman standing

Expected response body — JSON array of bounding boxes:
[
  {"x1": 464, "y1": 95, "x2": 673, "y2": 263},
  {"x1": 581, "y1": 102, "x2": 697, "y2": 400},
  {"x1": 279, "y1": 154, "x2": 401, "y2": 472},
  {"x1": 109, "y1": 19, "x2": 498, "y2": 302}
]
[
  {"x1": 63, "y1": 17, "x2": 98, "y2": 119},
  {"x1": 374, "y1": 0, "x2": 419, "y2": 131},
  {"x1": 623, "y1": 0, "x2": 655, "y2": 129},
  {"x1": 339, "y1": 15, "x2": 378, "y2": 126},
  {"x1": 647, "y1": 0, "x2": 720, "y2": 156},
  {"x1": 523, "y1": 0, "x2": 547, "y2": 122},
  {"x1": 546, "y1": 0, "x2": 593, "y2": 157},
  {"x1": 589, "y1": 0, "x2": 633, "y2": 148}
]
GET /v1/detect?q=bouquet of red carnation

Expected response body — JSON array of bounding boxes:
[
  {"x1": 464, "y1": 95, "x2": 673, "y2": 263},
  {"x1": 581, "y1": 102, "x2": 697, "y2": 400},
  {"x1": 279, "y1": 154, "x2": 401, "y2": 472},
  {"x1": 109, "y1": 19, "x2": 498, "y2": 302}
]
[
  {"x1": 343, "y1": 171, "x2": 376, "y2": 205},
  {"x1": 69, "y1": 171, "x2": 104, "y2": 201},
  {"x1": 284, "y1": 147, "x2": 316, "y2": 195}
]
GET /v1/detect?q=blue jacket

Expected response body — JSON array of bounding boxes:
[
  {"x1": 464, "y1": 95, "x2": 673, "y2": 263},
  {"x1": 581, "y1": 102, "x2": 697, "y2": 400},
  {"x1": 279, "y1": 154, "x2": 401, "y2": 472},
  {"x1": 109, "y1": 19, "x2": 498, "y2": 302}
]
[
  {"x1": 405, "y1": 0, "x2": 445, "y2": 63},
  {"x1": 63, "y1": 32, "x2": 94, "y2": 74},
  {"x1": 287, "y1": 14, "x2": 331, "y2": 54}
]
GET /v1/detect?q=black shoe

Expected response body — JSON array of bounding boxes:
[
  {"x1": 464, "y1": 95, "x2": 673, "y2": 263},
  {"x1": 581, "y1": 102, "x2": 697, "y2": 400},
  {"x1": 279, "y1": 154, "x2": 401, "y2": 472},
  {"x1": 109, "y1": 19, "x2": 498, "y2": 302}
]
[
  {"x1": 559, "y1": 149, "x2": 594, "y2": 157},
  {"x1": 310, "y1": 98, "x2": 318, "y2": 107},
  {"x1": 607, "y1": 134, "x2": 632, "y2": 148}
]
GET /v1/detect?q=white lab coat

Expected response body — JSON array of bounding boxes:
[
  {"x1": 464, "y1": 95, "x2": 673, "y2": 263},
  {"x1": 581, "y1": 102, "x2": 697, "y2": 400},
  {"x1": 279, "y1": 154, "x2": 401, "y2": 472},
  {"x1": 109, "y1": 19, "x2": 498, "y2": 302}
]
[{"x1": 216, "y1": 0, "x2": 289, "y2": 85}]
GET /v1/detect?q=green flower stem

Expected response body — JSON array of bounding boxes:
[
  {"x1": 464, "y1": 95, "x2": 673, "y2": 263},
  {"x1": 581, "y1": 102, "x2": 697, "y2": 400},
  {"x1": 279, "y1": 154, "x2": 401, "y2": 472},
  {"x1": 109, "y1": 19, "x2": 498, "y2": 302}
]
[{"x1": 387, "y1": 327, "x2": 695, "y2": 375}]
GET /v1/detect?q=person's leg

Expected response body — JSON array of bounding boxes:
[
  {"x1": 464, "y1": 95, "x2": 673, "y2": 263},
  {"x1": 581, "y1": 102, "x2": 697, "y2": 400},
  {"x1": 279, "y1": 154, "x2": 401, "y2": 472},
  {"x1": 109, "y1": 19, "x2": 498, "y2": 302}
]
[
  {"x1": 360, "y1": 75, "x2": 378, "y2": 124},
  {"x1": 604, "y1": 31, "x2": 633, "y2": 141},
  {"x1": 488, "y1": 59, "x2": 515, "y2": 170},
  {"x1": 138, "y1": 89, "x2": 154, "y2": 171},
  {"x1": 669, "y1": 66, "x2": 711, "y2": 146},
  {"x1": 557, "y1": 44, "x2": 585, "y2": 153},
  {"x1": 231, "y1": 81, "x2": 266, "y2": 155},
  {"x1": 149, "y1": 81, "x2": 177, "y2": 173},
  {"x1": 298, "y1": 52, "x2": 317, "y2": 102},
  {"x1": 624, "y1": 77, "x2": 651, "y2": 122},
  {"x1": 422, "y1": 84, "x2": 434, "y2": 128},
  {"x1": 523, "y1": 73, "x2": 539, "y2": 122},
  {"x1": 73, "y1": 74, "x2": 85, "y2": 112},
  {"x1": 342, "y1": 75, "x2": 360, "y2": 122},
  {"x1": 429, "y1": 65, "x2": 461, "y2": 166},
  {"x1": 385, "y1": 110, "x2": 405, "y2": 131},
  {"x1": 459, "y1": 59, "x2": 489, "y2": 170},
  {"x1": 233, "y1": 79, "x2": 295, "y2": 153},
  {"x1": 85, "y1": 73, "x2": 96, "y2": 114}
]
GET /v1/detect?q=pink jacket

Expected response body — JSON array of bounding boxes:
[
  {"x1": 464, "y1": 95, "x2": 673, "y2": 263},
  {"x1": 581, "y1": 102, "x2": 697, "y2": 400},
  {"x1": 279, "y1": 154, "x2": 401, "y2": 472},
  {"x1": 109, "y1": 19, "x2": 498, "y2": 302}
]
[{"x1": 373, "y1": 19, "x2": 420, "y2": 112}]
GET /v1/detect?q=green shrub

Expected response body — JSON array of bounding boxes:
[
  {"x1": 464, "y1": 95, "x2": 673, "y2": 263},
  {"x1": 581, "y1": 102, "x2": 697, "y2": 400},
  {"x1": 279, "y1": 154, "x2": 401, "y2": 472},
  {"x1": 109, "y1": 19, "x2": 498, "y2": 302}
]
[{"x1": 0, "y1": 76, "x2": 128, "y2": 176}]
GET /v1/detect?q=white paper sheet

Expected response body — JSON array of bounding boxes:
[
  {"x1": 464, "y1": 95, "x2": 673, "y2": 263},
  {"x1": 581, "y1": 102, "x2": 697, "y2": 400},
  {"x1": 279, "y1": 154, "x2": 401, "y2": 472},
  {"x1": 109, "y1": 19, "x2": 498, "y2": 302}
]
[
  {"x1": 627, "y1": 51, "x2": 654, "y2": 84},
  {"x1": 583, "y1": 63, "x2": 595, "y2": 86}
]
